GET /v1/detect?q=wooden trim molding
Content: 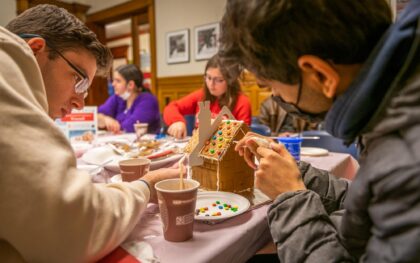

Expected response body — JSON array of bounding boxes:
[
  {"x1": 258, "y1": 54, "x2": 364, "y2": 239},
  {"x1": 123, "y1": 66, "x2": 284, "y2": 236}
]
[
  {"x1": 157, "y1": 75, "x2": 204, "y2": 88},
  {"x1": 86, "y1": 0, "x2": 151, "y2": 25},
  {"x1": 106, "y1": 27, "x2": 149, "y2": 43},
  {"x1": 16, "y1": 0, "x2": 90, "y2": 21},
  {"x1": 110, "y1": 45, "x2": 129, "y2": 59},
  {"x1": 156, "y1": 75, "x2": 203, "y2": 112},
  {"x1": 156, "y1": 74, "x2": 271, "y2": 116}
]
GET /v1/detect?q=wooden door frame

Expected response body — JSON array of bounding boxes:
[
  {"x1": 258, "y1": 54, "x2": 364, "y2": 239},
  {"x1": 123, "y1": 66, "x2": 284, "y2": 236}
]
[{"x1": 86, "y1": 0, "x2": 157, "y2": 94}]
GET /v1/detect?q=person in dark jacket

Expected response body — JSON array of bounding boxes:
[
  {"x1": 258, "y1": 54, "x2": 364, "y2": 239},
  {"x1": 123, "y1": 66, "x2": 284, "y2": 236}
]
[
  {"x1": 220, "y1": 0, "x2": 420, "y2": 262},
  {"x1": 259, "y1": 95, "x2": 318, "y2": 136}
]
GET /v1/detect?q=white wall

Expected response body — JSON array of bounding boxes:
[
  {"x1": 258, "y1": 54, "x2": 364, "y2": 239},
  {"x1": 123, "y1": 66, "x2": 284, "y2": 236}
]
[
  {"x1": 0, "y1": 0, "x2": 17, "y2": 27},
  {"x1": 155, "y1": 0, "x2": 226, "y2": 77}
]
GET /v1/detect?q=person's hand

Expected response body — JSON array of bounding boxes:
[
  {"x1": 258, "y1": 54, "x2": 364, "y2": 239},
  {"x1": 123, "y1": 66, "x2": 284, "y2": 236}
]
[
  {"x1": 255, "y1": 142, "x2": 306, "y2": 199},
  {"x1": 141, "y1": 167, "x2": 186, "y2": 203},
  {"x1": 234, "y1": 132, "x2": 276, "y2": 169},
  {"x1": 167, "y1": 121, "x2": 187, "y2": 139},
  {"x1": 104, "y1": 116, "x2": 121, "y2": 133}
]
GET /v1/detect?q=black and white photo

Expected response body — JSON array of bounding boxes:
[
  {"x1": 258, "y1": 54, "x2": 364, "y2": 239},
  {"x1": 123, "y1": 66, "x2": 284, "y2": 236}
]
[
  {"x1": 194, "y1": 23, "x2": 220, "y2": 60},
  {"x1": 166, "y1": 29, "x2": 189, "y2": 64}
]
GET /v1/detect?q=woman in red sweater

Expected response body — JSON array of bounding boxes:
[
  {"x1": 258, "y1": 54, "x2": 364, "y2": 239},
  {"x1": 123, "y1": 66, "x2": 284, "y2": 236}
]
[{"x1": 163, "y1": 55, "x2": 252, "y2": 138}]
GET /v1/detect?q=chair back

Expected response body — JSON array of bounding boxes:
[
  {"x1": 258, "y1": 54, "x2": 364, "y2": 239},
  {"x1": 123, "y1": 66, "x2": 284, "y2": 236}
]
[
  {"x1": 184, "y1": 114, "x2": 196, "y2": 136},
  {"x1": 250, "y1": 123, "x2": 271, "y2": 136}
]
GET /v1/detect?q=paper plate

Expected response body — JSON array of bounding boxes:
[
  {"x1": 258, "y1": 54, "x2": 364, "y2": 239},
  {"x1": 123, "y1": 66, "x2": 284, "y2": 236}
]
[
  {"x1": 300, "y1": 147, "x2": 329, "y2": 157},
  {"x1": 195, "y1": 191, "x2": 250, "y2": 221},
  {"x1": 95, "y1": 133, "x2": 137, "y2": 145}
]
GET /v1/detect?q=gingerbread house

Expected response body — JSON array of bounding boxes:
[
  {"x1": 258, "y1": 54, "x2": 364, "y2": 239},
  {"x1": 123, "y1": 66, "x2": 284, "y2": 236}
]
[{"x1": 185, "y1": 102, "x2": 254, "y2": 193}]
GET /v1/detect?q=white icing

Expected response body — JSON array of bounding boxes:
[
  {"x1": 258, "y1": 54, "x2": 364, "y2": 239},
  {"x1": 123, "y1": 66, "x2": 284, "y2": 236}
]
[{"x1": 216, "y1": 160, "x2": 220, "y2": 191}]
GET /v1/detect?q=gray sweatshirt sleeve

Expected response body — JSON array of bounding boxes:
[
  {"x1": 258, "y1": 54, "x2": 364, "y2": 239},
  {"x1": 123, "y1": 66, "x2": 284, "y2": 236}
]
[
  {"x1": 299, "y1": 161, "x2": 351, "y2": 214},
  {"x1": 265, "y1": 162, "x2": 354, "y2": 262}
]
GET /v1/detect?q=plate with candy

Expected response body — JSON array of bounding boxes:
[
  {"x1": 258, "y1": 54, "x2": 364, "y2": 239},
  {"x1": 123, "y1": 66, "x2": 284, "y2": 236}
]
[{"x1": 195, "y1": 191, "x2": 250, "y2": 221}]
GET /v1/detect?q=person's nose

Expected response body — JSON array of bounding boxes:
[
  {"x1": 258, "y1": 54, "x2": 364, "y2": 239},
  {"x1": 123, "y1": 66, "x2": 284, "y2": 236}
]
[
  {"x1": 71, "y1": 94, "x2": 85, "y2": 110},
  {"x1": 209, "y1": 79, "x2": 216, "y2": 87}
]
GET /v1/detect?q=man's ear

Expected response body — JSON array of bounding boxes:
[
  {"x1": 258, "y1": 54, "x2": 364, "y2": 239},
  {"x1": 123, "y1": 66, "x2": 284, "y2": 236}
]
[
  {"x1": 27, "y1": 38, "x2": 47, "y2": 56},
  {"x1": 297, "y1": 55, "x2": 339, "y2": 98}
]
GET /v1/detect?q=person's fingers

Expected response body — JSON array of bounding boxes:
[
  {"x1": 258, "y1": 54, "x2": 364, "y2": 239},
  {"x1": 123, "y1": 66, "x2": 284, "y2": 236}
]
[
  {"x1": 257, "y1": 146, "x2": 273, "y2": 157},
  {"x1": 175, "y1": 128, "x2": 182, "y2": 139},
  {"x1": 168, "y1": 125, "x2": 178, "y2": 138},
  {"x1": 173, "y1": 129, "x2": 179, "y2": 139},
  {"x1": 167, "y1": 125, "x2": 174, "y2": 136},
  {"x1": 245, "y1": 140, "x2": 259, "y2": 155},
  {"x1": 269, "y1": 142, "x2": 296, "y2": 162},
  {"x1": 170, "y1": 161, "x2": 179, "y2": 168},
  {"x1": 111, "y1": 123, "x2": 119, "y2": 133},
  {"x1": 243, "y1": 147, "x2": 257, "y2": 169},
  {"x1": 234, "y1": 132, "x2": 259, "y2": 152},
  {"x1": 179, "y1": 126, "x2": 186, "y2": 138},
  {"x1": 234, "y1": 138, "x2": 247, "y2": 152}
]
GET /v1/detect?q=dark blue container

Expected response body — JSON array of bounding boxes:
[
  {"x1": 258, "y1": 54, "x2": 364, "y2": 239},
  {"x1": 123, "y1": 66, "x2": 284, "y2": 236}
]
[{"x1": 277, "y1": 137, "x2": 302, "y2": 161}]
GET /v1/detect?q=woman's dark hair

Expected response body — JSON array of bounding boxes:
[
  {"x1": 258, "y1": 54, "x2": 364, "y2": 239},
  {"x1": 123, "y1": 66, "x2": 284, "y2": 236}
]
[
  {"x1": 203, "y1": 54, "x2": 242, "y2": 110},
  {"x1": 219, "y1": 0, "x2": 392, "y2": 84},
  {"x1": 115, "y1": 64, "x2": 149, "y2": 93},
  {"x1": 6, "y1": 4, "x2": 112, "y2": 76}
]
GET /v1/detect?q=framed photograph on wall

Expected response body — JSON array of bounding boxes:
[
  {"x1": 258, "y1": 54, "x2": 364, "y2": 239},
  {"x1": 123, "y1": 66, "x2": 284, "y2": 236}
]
[
  {"x1": 194, "y1": 22, "x2": 220, "y2": 61},
  {"x1": 166, "y1": 29, "x2": 189, "y2": 64}
]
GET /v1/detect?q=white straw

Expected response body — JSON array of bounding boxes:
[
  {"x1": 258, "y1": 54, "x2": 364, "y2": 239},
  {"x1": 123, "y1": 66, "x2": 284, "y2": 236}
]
[{"x1": 179, "y1": 155, "x2": 186, "y2": 190}]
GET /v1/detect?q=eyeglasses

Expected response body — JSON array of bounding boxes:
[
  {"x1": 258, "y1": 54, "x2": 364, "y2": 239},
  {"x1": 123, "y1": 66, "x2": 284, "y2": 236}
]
[
  {"x1": 53, "y1": 48, "x2": 89, "y2": 98},
  {"x1": 19, "y1": 34, "x2": 90, "y2": 98},
  {"x1": 204, "y1": 74, "x2": 225, "y2": 85}
]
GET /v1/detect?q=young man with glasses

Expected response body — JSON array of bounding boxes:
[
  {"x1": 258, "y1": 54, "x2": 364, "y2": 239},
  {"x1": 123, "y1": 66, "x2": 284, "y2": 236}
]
[
  {"x1": 223, "y1": 0, "x2": 420, "y2": 261},
  {"x1": 0, "y1": 4, "x2": 179, "y2": 262}
]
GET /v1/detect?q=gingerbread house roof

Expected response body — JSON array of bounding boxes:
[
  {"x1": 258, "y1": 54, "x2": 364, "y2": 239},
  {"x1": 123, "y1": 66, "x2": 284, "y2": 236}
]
[
  {"x1": 184, "y1": 129, "x2": 199, "y2": 154},
  {"x1": 198, "y1": 120, "x2": 246, "y2": 161}
]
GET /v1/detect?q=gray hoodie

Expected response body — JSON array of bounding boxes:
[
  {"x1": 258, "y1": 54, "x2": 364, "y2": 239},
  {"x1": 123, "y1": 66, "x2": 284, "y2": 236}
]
[{"x1": 267, "y1": 7, "x2": 420, "y2": 263}]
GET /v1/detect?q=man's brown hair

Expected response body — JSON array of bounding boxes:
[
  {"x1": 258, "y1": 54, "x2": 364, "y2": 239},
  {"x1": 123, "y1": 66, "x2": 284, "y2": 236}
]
[
  {"x1": 6, "y1": 4, "x2": 112, "y2": 76},
  {"x1": 219, "y1": 0, "x2": 392, "y2": 84}
]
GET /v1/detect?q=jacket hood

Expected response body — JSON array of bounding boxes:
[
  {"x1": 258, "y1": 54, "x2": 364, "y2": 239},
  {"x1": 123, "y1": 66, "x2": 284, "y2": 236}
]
[{"x1": 325, "y1": 0, "x2": 420, "y2": 143}]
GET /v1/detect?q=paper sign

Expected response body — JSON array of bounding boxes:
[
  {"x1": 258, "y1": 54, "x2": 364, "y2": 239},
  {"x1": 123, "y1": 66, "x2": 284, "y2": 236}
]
[{"x1": 55, "y1": 106, "x2": 98, "y2": 142}]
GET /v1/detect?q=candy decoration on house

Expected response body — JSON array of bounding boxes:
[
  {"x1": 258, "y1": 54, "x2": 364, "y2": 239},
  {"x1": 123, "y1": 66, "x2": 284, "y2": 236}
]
[{"x1": 185, "y1": 101, "x2": 254, "y2": 193}]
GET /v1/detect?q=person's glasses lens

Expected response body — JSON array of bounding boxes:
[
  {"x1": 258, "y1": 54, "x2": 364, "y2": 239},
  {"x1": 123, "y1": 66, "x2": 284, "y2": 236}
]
[{"x1": 75, "y1": 78, "x2": 89, "y2": 95}]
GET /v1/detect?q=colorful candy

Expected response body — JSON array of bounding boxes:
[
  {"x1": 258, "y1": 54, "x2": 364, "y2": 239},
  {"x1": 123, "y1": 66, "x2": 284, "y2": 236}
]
[{"x1": 197, "y1": 201, "x2": 240, "y2": 217}]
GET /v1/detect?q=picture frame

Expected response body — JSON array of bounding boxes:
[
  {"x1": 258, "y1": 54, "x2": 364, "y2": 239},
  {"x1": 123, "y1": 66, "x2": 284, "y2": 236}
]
[
  {"x1": 166, "y1": 29, "x2": 189, "y2": 64},
  {"x1": 194, "y1": 22, "x2": 220, "y2": 61}
]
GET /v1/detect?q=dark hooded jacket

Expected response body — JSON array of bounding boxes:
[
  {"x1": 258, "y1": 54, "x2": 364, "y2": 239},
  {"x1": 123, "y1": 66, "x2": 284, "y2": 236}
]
[{"x1": 268, "y1": 2, "x2": 420, "y2": 262}]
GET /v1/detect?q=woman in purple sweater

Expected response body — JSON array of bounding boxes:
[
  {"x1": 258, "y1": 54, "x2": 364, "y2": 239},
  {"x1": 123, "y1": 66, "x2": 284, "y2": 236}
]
[{"x1": 98, "y1": 64, "x2": 161, "y2": 133}]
